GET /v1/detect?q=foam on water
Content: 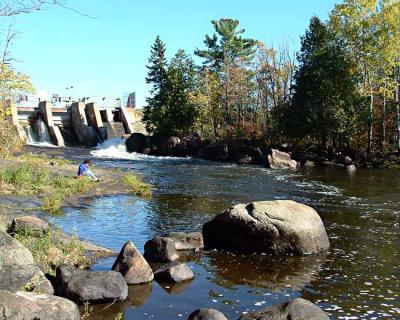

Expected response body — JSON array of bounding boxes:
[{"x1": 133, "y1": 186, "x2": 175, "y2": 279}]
[{"x1": 91, "y1": 138, "x2": 192, "y2": 162}]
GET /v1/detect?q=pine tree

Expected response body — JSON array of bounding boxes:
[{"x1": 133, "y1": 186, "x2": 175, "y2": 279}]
[{"x1": 143, "y1": 36, "x2": 168, "y2": 133}]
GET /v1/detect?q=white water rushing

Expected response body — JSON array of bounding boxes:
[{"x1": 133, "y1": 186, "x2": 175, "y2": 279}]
[
  {"x1": 25, "y1": 118, "x2": 57, "y2": 148},
  {"x1": 91, "y1": 138, "x2": 191, "y2": 161}
]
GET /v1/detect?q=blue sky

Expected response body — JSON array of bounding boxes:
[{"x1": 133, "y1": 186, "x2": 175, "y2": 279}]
[{"x1": 5, "y1": 0, "x2": 340, "y2": 106}]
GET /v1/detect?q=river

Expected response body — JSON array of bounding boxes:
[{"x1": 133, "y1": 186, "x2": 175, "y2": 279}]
[{"x1": 31, "y1": 140, "x2": 400, "y2": 320}]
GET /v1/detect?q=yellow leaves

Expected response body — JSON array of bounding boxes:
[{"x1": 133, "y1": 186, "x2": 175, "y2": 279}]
[{"x1": 0, "y1": 63, "x2": 35, "y2": 101}]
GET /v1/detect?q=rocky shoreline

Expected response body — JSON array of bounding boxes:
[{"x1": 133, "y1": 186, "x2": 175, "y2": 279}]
[
  {"x1": 126, "y1": 132, "x2": 400, "y2": 170},
  {"x1": 1, "y1": 196, "x2": 332, "y2": 319}
]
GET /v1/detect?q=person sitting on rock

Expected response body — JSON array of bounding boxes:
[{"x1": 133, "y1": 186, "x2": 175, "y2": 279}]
[{"x1": 77, "y1": 159, "x2": 99, "y2": 181}]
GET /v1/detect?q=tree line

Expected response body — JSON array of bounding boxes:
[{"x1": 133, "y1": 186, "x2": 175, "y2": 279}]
[{"x1": 143, "y1": 0, "x2": 400, "y2": 153}]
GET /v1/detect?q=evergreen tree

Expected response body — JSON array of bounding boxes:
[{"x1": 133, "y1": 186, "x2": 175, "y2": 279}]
[
  {"x1": 290, "y1": 16, "x2": 358, "y2": 147},
  {"x1": 143, "y1": 36, "x2": 168, "y2": 133},
  {"x1": 165, "y1": 49, "x2": 197, "y2": 135}
]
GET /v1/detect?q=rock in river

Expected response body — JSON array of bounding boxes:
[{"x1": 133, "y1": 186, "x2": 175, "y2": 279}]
[
  {"x1": 154, "y1": 262, "x2": 194, "y2": 283},
  {"x1": 112, "y1": 240, "x2": 154, "y2": 284},
  {"x1": 0, "y1": 290, "x2": 80, "y2": 320},
  {"x1": 0, "y1": 229, "x2": 53, "y2": 294},
  {"x1": 55, "y1": 264, "x2": 128, "y2": 304},
  {"x1": 188, "y1": 308, "x2": 228, "y2": 320},
  {"x1": 267, "y1": 149, "x2": 298, "y2": 170},
  {"x1": 202, "y1": 200, "x2": 330, "y2": 255},
  {"x1": 237, "y1": 298, "x2": 330, "y2": 320},
  {"x1": 144, "y1": 232, "x2": 204, "y2": 262}
]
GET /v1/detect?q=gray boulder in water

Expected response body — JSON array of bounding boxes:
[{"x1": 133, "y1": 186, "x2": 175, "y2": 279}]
[
  {"x1": 237, "y1": 298, "x2": 329, "y2": 320},
  {"x1": 203, "y1": 200, "x2": 330, "y2": 255},
  {"x1": 188, "y1": 308, "x2": 228, "y2": 320},
  {"x1": 267, "y1": 149, "x2": 298, "y2": 170},
  {"x1": 55, "y1": 264, "x2": 128, "y2": 304},
  {"x1": 0, "y1": 290, "x2": 80, "y2": 320},
  {"x1": 112, "y1": 240, "x2": 154, "y2": 284},
  {"x1": 144, "y1": 232, "x2": 204, "y2": 262},
  {"x1": 154, "y1": 262, "x2": 194, "y2": 283}
]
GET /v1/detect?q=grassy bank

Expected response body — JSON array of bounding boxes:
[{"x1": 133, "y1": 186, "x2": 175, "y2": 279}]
[
  {"x1": 0, "y1": 163, "x2": 92, "y2": 213},
  {"x1": 15, "y1": 227, "x2": 89, "y2": 276},
  {"x1": 0, "y1": 151, "x2": 152, "y2": 214},
  {"x1": 123, "y1": 172, "x2": 152, "y2": 197}
]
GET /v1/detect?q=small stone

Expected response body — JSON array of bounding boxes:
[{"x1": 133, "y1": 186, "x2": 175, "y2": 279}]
[
  {"x1": 144, "y1": 237, "x2": 179, "y2": 262},
  {"x1": 154, "y1": 263, "x2": 194, "y2": 283},
  {"x1": 10, "y1": 216, "x2": 49, "y2": 235}
]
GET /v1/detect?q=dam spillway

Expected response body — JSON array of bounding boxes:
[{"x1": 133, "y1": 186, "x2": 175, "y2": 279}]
[{"x1": 13, "y1": 99, "x2": 144, "y2": 147}]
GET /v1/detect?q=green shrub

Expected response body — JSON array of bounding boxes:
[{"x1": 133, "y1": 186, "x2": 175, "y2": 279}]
[{"x1": 123, "y1": 173, "x2": 152, "y2": 197}]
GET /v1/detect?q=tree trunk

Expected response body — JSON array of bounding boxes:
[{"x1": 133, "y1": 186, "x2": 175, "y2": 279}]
[
  {"x1": 382, "y1": 77, "x2": 387, "y2": 152},
  {"x1": 396, "y1": 75, "x2": 400, "y2": 151},
  {"x1": 367, "y1": 86, "x2": 373, "y2": 154}
]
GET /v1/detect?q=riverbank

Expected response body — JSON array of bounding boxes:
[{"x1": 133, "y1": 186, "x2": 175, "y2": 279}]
[
  {"x1": 0, "y1": 151, "x2": 147, "y2": 272},
  {"x1": 125, "y1": 133, "x2": 400, "y2": 169}
]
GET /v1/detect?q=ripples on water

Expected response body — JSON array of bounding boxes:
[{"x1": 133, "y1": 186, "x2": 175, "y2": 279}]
[{"x1": 36, "y1": 143, "x2": 400, "y2": 320}]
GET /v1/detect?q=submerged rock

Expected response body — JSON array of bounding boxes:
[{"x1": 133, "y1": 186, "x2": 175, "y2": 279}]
[
  {"x1": 112, "y1": 240, "x2": 154, "y2": 284},
  {"x1": 188, "y1": 308, "x2": 228, "y2": 320},
  {"x1": 154, "y1": 262, "x2": 194, "y2": 283},
  {"x1": 0, "y1": 229, "x2": 53, "y2": 294},
  {"x1": 0, "y1": 290, "x2": 80, "y2": 320},
  {"x1": 202, "y1": 200, "x2": 330, "y2": 255},
  {"x1": 267, "y1": 149, "x2": 298, "y2": 170},
  {"x1": 144, "y1": 232, "x2": 204, "y2": 262},
  {"x1": 237, "y1": 298, "x2": 329, "y2": 320},
  {"x1": 55, "y1": 264, "x2": 128, "y2": 304}
]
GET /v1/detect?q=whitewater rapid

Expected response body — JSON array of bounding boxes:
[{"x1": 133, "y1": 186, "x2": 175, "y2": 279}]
[{"x1": 90, "y1": 138, "x2": 191, "y2": 161}]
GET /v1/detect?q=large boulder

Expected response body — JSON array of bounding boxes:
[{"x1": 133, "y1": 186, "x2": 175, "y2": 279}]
[
  {"x1": 238, "y1": 298, "x2": 329, "y2": 320},
  {"x1": 9, "y1": 215, "x2": 49, "y2": 235},
  {"x1": 154, "y1": 263, "x2": 194, "y2": 283},
  {"x1": 202, "y1": 200, "x2": 330, "y2": 255},
  {"x1": 0, "y1": 230, "x2": 53, "y2": 294},
  {"x1": 144, "y1": 232, "x2": 204, "y2": 262},
  {"x1": 188, "y1": 308, "x2": 228, "y2": 320},
  {"x1": 267, "y1": 149, "x2": 298, "y2": 170},
  {"x1": 126, "y1": 133, "x2": 146, "y2": 153},
  {"x1": 0, "y1": 290, "x2": 80, "y2": 320},
  {"x1": 55, "y1": 264, "x2": 128, "y2": 304},
  {"x1": 112, "y1": 240, "x2": 154, "y2": 284}
]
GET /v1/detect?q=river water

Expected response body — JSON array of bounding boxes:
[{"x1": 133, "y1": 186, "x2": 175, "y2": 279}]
[{"x1": 32, "y1": 141, "x2": 400, "y2": 320}]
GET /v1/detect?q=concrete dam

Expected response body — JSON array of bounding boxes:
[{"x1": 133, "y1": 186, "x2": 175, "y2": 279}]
[{"x1": 12, "y1": 101, "x2": 145, "y2": 147}]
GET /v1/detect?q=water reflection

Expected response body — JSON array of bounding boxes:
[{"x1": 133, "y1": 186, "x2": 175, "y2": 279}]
[
  {"x1": 34, "y1": 146, "x2": 400, "y2": 320},
  {"x1": 204, "y1": 252, "x2": 327, "y2": 291}
]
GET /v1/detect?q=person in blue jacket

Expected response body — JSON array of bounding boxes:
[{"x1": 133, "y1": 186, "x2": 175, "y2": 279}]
[{"x1": 77, "y1": 159, "x2": 99, "y2": 181}]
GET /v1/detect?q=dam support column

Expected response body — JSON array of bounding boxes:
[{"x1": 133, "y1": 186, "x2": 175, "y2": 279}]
[
  {"x1": 10, "y1": 104, "x2": 27, "y2": 141},
  {"x1": 39, "y1": 101, "x2": 64, "y2": 146},
  {"x1": 71, "y1": 102, "x2": 97, "y2": 147},
  {"x1": 85, "y1": 102, "x2": 107, "y2": 141},
  {"x1": 121, "y1": 107, "x2": 135, "y2": 134}
]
